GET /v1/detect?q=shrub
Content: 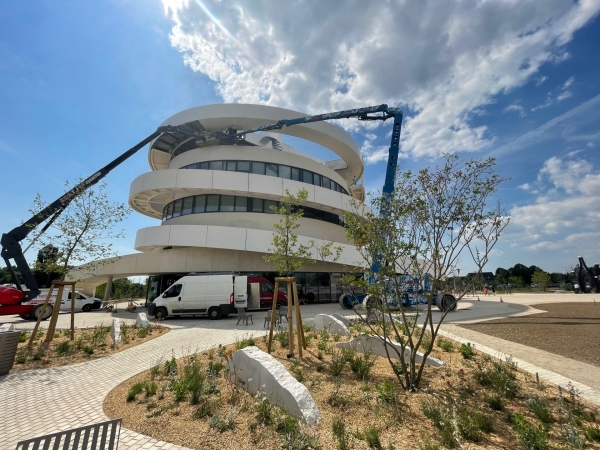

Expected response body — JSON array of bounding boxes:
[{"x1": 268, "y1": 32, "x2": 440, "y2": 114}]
[
  {"x1": 256, "y1": 397, "x2": 273, "y2": 425},
  {"x1": 193, "y1": 398, "x2": 218, "y2": 419},
  {"x1": 207, "y1": 361, "x2": 224, "y2": 376},
  {"x1": 350, "y1": 352, "x2": 376, "y2": 381},
  {"x1": 15, "y1": 349, "x2": 27, "y2": 364},
  {"x1": 328, "y1": 383, "x2": 350, "y2": 408},
  {"x1": 320, "y1": 331, "x2": 330, "y2": 342},
  {"x1": 126, "y1": 382, "x2": 145, "y2": 402},
  {"x1": 90, "y1": 325, "x2": 110, "y2": 347},
  {"x1": 584, "y1": 425, "x2": 600, "y2": 442},
  {"x1": 150, "y1": 360, "x2": 162, "y2": 380},
  {"x1": 330, "y1": 351, "x2": 346, "y2": 376},
  {"x1": 436, "y1": 338, "x2": 454, "y2": 352},
  {"x1": 18, "y1": 331, "x2": 29, "y2": 343},
  {"x1": 474, "y1": 358, "x2": 519, "y2": 399},
  {"x1": 422, "y1": 400, "x2": 457, "y2": 448},
  {"x1": 488, "y1": 394, "x2": 504, "y2": 411},
  {"x1": 316, "y1": 341, "x2": 329, "y2": 352},
  {"x1": 456, "y1": 408, "x2": 493, "y2": 442},
  {"x1": 527, "y1": 397, "x2": 552, "y2": 424},
  {"x1": 376, "y1": 379, "x2": 398, "y2": 406},
  {"x1": 217, "y1": 344, "x2": 226, "y2": 358},
  {"x1": 56, "y1": 341, "x2": 70, "y2": 355},
  {"x1": 561, "y1": 426, "x2": 585, "y2": 449},
  {"x1": 209, "y1": 409, "x2": 236, "y2": 433},
  {"x1": 363, "y1": 426, "x2": 382, "y2": 449},
  {"x1": 164, "y1": 356, "x2": 177, "y2": 376},
  {"x1": 276, "y1": 414, "x2": 300, "y2": 435},
  {"x1": 275, "y1": 330, "x2": 289, "y2": 348},
  {"x1": 145, "y1": 381, "x2": 158, "y2": 397},
  {"x1": 83, "y1": 345, "x2": 94, "y2": 355},
  {"x1": 459, "y1": 343, "x2": 475, "y2": 359},
  {"x1": 137, "y1": 327, "x2": 149, "y2": 338},
  {"x1": 235, "y1": 336, "x2": 256, "y2": 350},
  {"x1": 32, "y1": 349, "x2": 45, "y2": 360},
  {"x1": 509, "y1": 413, "x2": 549, "y2": 450},
  {"x1": 172, "y1": 379, "x2": 189, "y2": 402}
]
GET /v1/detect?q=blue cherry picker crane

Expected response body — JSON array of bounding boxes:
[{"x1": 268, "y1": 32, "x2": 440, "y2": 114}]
[{"x1": 0, "y1": 104, "x2": 456, "y2": 321}]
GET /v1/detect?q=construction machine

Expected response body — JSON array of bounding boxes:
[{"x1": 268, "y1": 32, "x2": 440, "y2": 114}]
[{"x1": 573, "y1": 256, "x2": 599, "y2": 293}]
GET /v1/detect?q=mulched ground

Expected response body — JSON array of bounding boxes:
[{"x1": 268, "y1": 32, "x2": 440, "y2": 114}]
[
  {"x1": 460, "y1": 302, "x2": 600, "y2": 367},
  {"x1": 105, "y1": 323, "x2": 600, "y2": 450}
]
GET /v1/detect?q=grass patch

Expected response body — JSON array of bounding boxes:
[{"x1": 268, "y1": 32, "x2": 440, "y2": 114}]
[
  {"x1": 509, "y1": 413, "x2": 549, "y2": 450},
  {"x1": 459, "y1": 342, "x2": 475, "y2": 359}
]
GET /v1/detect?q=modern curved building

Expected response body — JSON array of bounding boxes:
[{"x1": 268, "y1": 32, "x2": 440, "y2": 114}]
[{"x1": 72, "y1": 104, "x2": 369, "y2": 304}]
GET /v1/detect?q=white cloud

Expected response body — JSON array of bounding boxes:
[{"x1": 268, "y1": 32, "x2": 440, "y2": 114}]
[
  {"x1": 536, "y1": 75, "x2": 548, "y2": 86},
  {"x1": 518, "y1": 183, "x2": 531, "y2": 191},
  {"x1": 537, "y1": 156, "x2": 591, "y2": 194},
  {"x1": 557, "y1": 90, "x2": 573, "y2": 101},
  {"x1": 562, "y1": 76, "x2": 575, "y2": 89},
  {"x1": 163, "y1": 0, "x2": 600, "y2": 159},
  {"x1": 532, "y1": 95, "x2": 553, "y2": 111},
  {"x1": 503, "y1": 104, "x2": 526, "y2": 117}
]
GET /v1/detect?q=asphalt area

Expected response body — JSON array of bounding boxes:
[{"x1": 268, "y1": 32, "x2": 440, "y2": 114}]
[{"x1": 459, "y1": 302, "x2": 600, "y2": 367}]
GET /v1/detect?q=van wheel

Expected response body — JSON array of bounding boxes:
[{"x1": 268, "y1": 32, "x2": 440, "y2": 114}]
[
  {"x1": 154, "y1": 307, "x2": 167, "y2": 320},
  {"x1": 82, "y1": 304, "x2": 92, "y2": 312},
  {"x1": 33, "y1": 304, "x2": 53, "y2": 321},
  {"x1": 208, "y1": 307, "x2": 222, "y2": 320}
]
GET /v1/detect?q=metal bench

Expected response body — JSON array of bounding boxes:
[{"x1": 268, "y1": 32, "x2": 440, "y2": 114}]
[{"x1": 16, "y1": 418, "x2": 122, "y2": 450}]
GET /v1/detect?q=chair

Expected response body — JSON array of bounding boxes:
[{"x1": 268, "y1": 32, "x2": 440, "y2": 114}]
[
  {"x1": 264, "y1": 312, "x2": 280, "y2": 329},
  {"x1": 16, "y1": 418, "x2": 122, "y2": 450},
  {"x1": 277, "y1": 309, "x2": 288, "y2": 323},
  {"x1": 236, "y1": 308, "x2": 253, "y2": 326}
]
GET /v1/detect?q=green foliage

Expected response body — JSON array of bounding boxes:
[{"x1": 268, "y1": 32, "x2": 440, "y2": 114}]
[
  {"x1": 145, "y1": 381, "x2": 158, "y2": 397},
  {"x1": 90, "y1": 325, "x2": 110, "y2": 347},
  {"x1": 488, "y1": 394, "x2": 504, "y2": 411},
  {"x1": 137, "y1": 327, "x2": 149, "y2": 338},
  {"x1": 349, "y1": 351, "x2": 376, "y2": 381},
  {"x1": 15, "y1": 348, "x2": 27, "y2": 364},
  {"x1": 561, "y1": 426, "x2": 585, "y2": 449},
  {"x1": 363, "y1": 426, "x2": 382, "y2": 449},
  {"x1": 316, "y1": 341, "x2": 329, "y2": 352},
  {"x1": 330, "y1": 351, "x2": 346, "y2": 376},
  {"x1": 474, "y1": 357, "x2": 519, "y2": 399},
  {"x1": 172, "y1": 379, "x2": 189, "y2": 401},
  {"x1": 419, "y1": 439, "x2": 440, "y2": 450},
  {"x1": 436, "y1": 338, "x2": 454, "y2": 352},
  {"x1": 235, "y1": 336, "x2": 256, "y2": 350},
  {"x1": 207, "y1": 361, "x2": 224, "y2": 376},
  {"x1": 459, "y1": 342, "x2": 475, "y2": 359},
  {"x1": 583, "y1": 425, "x2": 600, "y2": 442},
  {"x1": 209, "y1": 409, "x2": 236, "y2": 433},
  {"x1": 164, "y1": 356, "x2": 177, "y2": 376},
  {"x1": 263, "y1": 189, "x2": 316, "y2": 275},
  {"x1": 531, "y1": 269, "x2": 551, "y2": 291},
  {"x1": 527, "y1": 397, "x2": 553, "y2": 424},
  {"x1": 56, "y1": 341, "x2": 70, "y2": 355},
  {"x1": 276, "y1": 414, "x2": 300, "y2": 435},
  {"x1": 193, "y1": 398, "x2": 218, "y2": 419},
  {"x1": 126, "y1": 382, "x2": 145, "y2": 402},
  {"x1": 457, "y1": 409, "x2": 494, "y2": 442},
  {"x1": 376, "y1": 379, "x2": 398, "y2": 406},
  {"x1": 255, "y1": 396, "x2": 273, "y2": 425},
  {"x1": 83, "y1": 345, "x2": 94, "y2": 355},
  {"x1": 33, "y1": 349, "x2": 45, "y2": 360},
  {"x1": 18, "y1": 331, "x2": 29, "y2": 343},
  {"x1": 217, "y1": 344, "x2": 226, "y2": 358},
  {"x1": 275, "y1": 330, "x2": 290, "y2": 348},
  {"x1": 509, "y1": 413, "x2": 549, "y2": 450}
]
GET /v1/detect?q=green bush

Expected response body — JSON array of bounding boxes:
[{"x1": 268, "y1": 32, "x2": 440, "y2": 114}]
[
  {"x1": 509, "y1": 413, "x2": 549, "y2": 450},
  {"x1": 18, "y1": 331, "x2": 29, "y2": 342},
  {"x1": 15, "y1": 349, "x2": 27, "y2": 364},
  {"x1": 376, "y1": 379, "x2": 398, "y2": 406},
  {"x1": 193, "y1": 398, "x2": 218, "y2": 419},
  {"x1": 275, "y1": 330, "x2": 289, "y2": 348},
  {"x1": 350, "y1": 352, "x2": 376, "y2": 381},
  {"x1": 316, "y1": 341, "x2": 329, "y2": 352},
  {"x1": 217, "y1": 344, "x2": 226, "y2": 358},
  {"x1": 330, "y1": 351, "x2": 346, "y2": 376},
  {"x1": 172, "y1": 378, "x2": 189, "y2": 402},
  {"x1": 164, "y1": 356, "x2": 177, "y2": 376},
  {"x1": 363, "y1": 426, "x2": 382, "y2": 449},
  {"x1": 145, "y1": 381, "x2": 158, "y2": 397},
  {"x1": 235, "y1": 336, "x2": 256, "y2": 350},
  {"x1": 207, "y1": 361, "x2": 224, "y2": 376},
  {"x1": 488, "y1": 395, "x2": 504, "y2": 411},
  {"x1": 256, "y1": 397, "x2": 273, "y2": 425},
  {"x1": 474, "y1": 358, "x2": 519, "y2": 399},
  {"x1": 436, "y1": 338, "x2": 454, "y2": 352},
  {"x1": 126, "y1": 382, "x2": 145, "y2": 402},
  {"x1": 83, "y1": 345, "x2": 94, "y2": 355},
  {"x1": 527, "y1": 397, "x2": 552, "y2": 424},
  {"x1": 561, "y1": 426, "x2": 585, "y2": 449},
  {"x1": 137, "y1": 327, "x2": 149, "y2": 338},
  {"x1": 56, "y1": 341, "x2": 70, "y2": 355},
  {"x1": 209, "y1": 409, "x2": 236, "y2": 433},
  {"x1": 276, "y1": 414, "x2": 300, "y2": 435},
  {"x1": 584, "y1": 425, "x2": 600, "y2": 442},
  {"x1": 459, "y1": 343, "x2": 475, "y2": 359}
]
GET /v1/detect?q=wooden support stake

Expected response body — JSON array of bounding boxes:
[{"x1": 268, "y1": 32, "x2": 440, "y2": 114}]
[
  {"x1": 70, "y1": 283, "x2": 76, "y2": 341},
  {"x1": 28, "y1": 284, "x2": 55, "y2": 349},
  {"x1": 45, "y1": 284, "x2": 64, "y2": 343},
  {"x1": 287, "y1": 280, "x2": 294, "y2": 357},
  {"x1": 293, "y1": 281, "x2": 307, "y2": 350},
  {"x1": 293, "y1": 280, "x2": 303, "y2": 358},
  {"x1": 267, "y1": 280, "x2": 280, "y2": 353}
]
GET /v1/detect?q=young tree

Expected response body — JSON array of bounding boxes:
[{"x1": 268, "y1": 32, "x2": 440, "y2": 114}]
[
  {"x1": 27, "y1": 180, "x2": 129, "y2": 280},
  {"x1": 531, "y1": 269, "x2": 551, "y2": 291},
  {"x1": 342, "y1": 154, "x2": 509, "y2": 391}
]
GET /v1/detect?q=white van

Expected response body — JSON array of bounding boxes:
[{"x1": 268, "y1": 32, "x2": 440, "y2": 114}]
[
  {"x1": 147, "y1": 274, "x2": 248, "y2": 320},
  {"x1": 26, "y1": 289, "x2": 102, "y2": 313}
]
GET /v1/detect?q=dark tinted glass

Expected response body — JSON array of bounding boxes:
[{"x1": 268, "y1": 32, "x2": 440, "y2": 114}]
[
  {"x1": 206, "y1": 195, "x2": 219, "y2": 212},
  {"x1": 252, "y1": 198, "x2": 264, "y2": 212},
  {"x1": 302, "y1": 170, "x2": 313, "y2": 184},
  {"x1": 193, "y1": 195, "x2": 206, "y2": 213},
  {"x1": 162, "y1": 206, "x2": 167, "y2": 221},
  {"x1": 200, "y1": 162, "x2": 209, "y2": 169},
  {"x1": 172, "y1": 199, "x2": 182, "y2": 217},
  {"x1": 322, "y1": 177, "x2": 331, "y2": 189},
  {"x1": 252, "y1": 162, "x2": 265, "y2": 174},
  {"x1": 264, "y1": 200, "x2": 277, "y2": 213},
  {"x1": 220, "y1": 195, "x2": 234, "y2": 212},
  {"x1": 237, "y1": 161, "x2": 250, "y2": 172},
  {"x1": 266, "y1": 163, "x2": 278, "y2": 177},
  {"x1": 235, "y1": 197, "x2": 247, "y2": 211},
  {"x1": 226, "y1": 161, "x2": 237, "y2": 171},
  {"x1": 182, "y1": 197, "x2": 193, "y2": 215},
  {"x1": 279, "y1": 165, "x2": 291, "y2": 179},
  {"x1": 166, "y1": 203, "x2": 173, "y2": 219},
  {"x1": 209, "y1": 161, "x2": 223, "y2": 170},
  {"x1": 313, "y1": 173, "x2": 321, "y2": 186},
  {"x1": 324, "y1": 212, "x2": 333, "y2": 223},
  {"x1": 291, "y1": 167, "x2": 300, "y2": 181}
]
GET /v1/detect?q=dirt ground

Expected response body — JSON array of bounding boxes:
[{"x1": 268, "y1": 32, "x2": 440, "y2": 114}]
[
  {"x1": 11, "y1": 322, "x2": 168, "y2": 373},
  {"x1": 460, "y1": 302, "x2": 600, "y2": 367},
  {"x1": 105, "y1": 324, "x2": 600, "y2": 450}
]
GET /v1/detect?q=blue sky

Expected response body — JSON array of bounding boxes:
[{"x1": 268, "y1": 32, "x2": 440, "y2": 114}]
[{"x1": 1, "y1": 0, "x2": 599, "y2": 274}]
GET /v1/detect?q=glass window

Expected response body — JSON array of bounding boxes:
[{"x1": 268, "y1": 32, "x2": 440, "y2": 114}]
[
  {"x1": 291, "y1": 167, "x2": 300, "y2": 181},
  {"x1": 162, "y1": 206, "x2": 167, "y2": 221},
  {"x1": 193, "y1": 195, "x2": 206, "y2": 213},
  {"x1": 164, "y1": 284, "x2": 182, "y2": 298},
  {"x1": 235, "y1": 197, "x2": 247, "y2": 212},
  {"x1": 166, "y1": 203, "x2": 173, "y2": 219},
  {"x1": 313, "y1": 208, "x2": 324, "y2": 220},
  {"x1": 302, "y1": 170, "x2": 313, "y2": 185},
  {"x1": 206, "y1": 195, "x2": 219, "y2": 212},
  {"x1": 261, "y1": 283, "x2": 274, "y2": 293},
  {"x1": 252, "y1": 198, "x2": 264, "y2": 212},
  {"x1": 279, "y1": 165, "x2": 291, "y2": 179},
  {"x1": 172, "y1": 199, "x2": 182, "y2": 218},
  {"x1": 220, "y1": 195, "x2": 234, "y2": 212},
  {"x1": 200, "y1": 162, "x2": 209, "y2": 170},
  {"x1": 251, "y1": 162, "x2": 265, "y2": 175},
  {"x1": 182, "y1": 197, "x2": 193, "y2": 215},
  {"x1": 337, "y1": 183, "x2": 343, "y2": 193},
  {"x1": 324, "y1": 212, "x2": 333, "y2": 223},
  {"x1": 264, "y1": 200, "x2": 277, "y2": 213},
  {"x1": 313, "y1": 173, "x2": 321, "y2": 186},
  {"x1": 237, "y1": 161, "x2": 250, "y2": 172},
  {"x1": 209, "y1": 161, "x2": 223, "y2": 171},
  {"x1": 226, "y1": 161, "x2": 237, "y2": 171},
  {"x1": 266, "y1": 163, "x2": 278, "y2": 177},
  {"x1": 304, "y1": 207, "x2": 315, "y2": 219},
  {"x1": 322, "y1": 177, "x2": 331, "y2": 190}
]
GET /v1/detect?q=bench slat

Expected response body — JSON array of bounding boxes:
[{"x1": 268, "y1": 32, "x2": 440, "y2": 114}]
[{"x1": 16, "y1": 419, "x2": 122, "y2": 450}]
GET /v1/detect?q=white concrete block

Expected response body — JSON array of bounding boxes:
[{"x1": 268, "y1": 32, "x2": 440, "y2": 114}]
[
  {"x1": 314, "y1": 314, "x2": 350, "y2": 336},
  {"x1": 136, "y1": 313, "x2": 150, "y2": 328},
  {"x1": 0, "y1": 324, "x2": 15, "y2": 332},
  {"x1": 336, "y1": 333, "x2": 444, "y2": 367},
  {"x1": 226, "y1": 346, "x2": 321, "y2": 425},
  {"x1": 111, "y1": 318, "x2": 121, "y2": 345},
  {"x1": 331, "y1": 313, "x2": 349, "y2": 325}
]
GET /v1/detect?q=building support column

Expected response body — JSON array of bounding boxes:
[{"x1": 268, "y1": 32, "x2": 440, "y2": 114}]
[{"x1": 103, "y1": 275, "x2": 113, "y2": 304}]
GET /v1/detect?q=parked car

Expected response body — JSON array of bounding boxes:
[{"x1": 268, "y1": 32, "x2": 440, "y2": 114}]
[{"x1": 20, "y1": 290, "x2": 102, "y2": 319}]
